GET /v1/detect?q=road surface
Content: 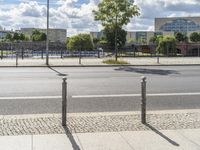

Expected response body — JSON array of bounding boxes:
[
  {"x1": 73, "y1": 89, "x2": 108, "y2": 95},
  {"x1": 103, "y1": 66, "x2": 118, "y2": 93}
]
[{"x1": 0, "y1": 66, "x2": 199, "y2": 115}]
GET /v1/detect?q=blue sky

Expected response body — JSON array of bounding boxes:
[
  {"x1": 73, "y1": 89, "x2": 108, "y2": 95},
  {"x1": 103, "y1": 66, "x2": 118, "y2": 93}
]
[{"x1": 1, "y1": 0, "x2": 200, "y2": 36}]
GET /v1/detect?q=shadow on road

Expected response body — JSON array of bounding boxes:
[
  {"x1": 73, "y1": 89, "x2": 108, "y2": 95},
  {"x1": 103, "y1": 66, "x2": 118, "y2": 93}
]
[
  {"x1": 63, "y1": 126, "x2": 81, "y2": 150},
  {"x1": 145, "y1": 123, "x2": 179, "y2": 147},
  {"x1": 114, "y1": 67, "x2": 179, "y2": 75},
  {"x1": 48, "y1": 66, "x2": 67, "y2": 76}
]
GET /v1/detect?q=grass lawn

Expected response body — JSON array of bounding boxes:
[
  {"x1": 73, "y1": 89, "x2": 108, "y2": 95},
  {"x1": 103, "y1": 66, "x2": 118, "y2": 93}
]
[{"x1": 103, "y1": 59, "x2": 129, "y2": 65}]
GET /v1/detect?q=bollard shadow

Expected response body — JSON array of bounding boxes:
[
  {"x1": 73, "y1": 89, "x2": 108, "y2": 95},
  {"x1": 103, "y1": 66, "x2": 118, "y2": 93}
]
[
  {"x1": 144, "y1": 123, "x2": 179, "y2": 147},
  {"x1": 48, "y1": 66, "x2": 67, "y2": 76},
  {"x1": 63, "y1": 126, "x2": 81, "y2": 150},
  {"x1": 114, "y1": 67, "x2": 179, "y2": 76}
]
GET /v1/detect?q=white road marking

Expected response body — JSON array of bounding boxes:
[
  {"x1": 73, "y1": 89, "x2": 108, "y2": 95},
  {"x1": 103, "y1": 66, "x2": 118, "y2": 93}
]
[
  {"x1": 72, "y1": 92, "x2": 200, "y2": 98},
  {"x1": 72, "y1": 94, "x2": 140, "y2": 98},
  {"x1": 0, "y1": 96, "x2": 61, "y2": 100},
  {"x1": 0, "y1": 92, "x2": 200, "y2": 100}
]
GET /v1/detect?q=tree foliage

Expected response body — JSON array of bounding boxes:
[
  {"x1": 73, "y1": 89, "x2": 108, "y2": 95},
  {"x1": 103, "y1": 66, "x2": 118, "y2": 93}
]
[
  {"x1": 156, "y1": 36, "x2": 176, "y2": 56},
  {"x1": 5, "y1": 32, "x2": 27, "y2": 42},
  {"x1": 67, "y1": 34, "x2": 93, "y2": 51},
  {"x1": 104, "y1": 27, "x2": 127, "y2": 49},
  {"x1": 19, "y1": 33, "x2": 25, "y2": 41},
  {"x1": 31, "y1": 30, "x2": 46, "y2": 41},
  {"x1": 190, "y1": 32, "x2": 200, "y2": 43},
  {"x1": 92, "y1": 37, "x2": 100, "y2": 49},
  {"x1": 13, "y1": 33, "x2": 20, "y2": 41},
  {"x1": 149, "y1": 36, "x2": 157, "y2": 44},
  {"x1": 93, "y1": 0, "x2": 140, "y2": 29},
  {"x1": 149, "y1": 35, "x2": 163, "y2": 45},
  {"x1": 175, "y1": 32, "x2": 188, "y2": 43},
  {"x1": 5, "y1": 33, "x2": 13, "y2": 41}
]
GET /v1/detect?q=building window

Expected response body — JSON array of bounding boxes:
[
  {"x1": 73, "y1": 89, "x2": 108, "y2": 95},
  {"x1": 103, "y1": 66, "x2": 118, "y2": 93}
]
[{"x1": 160, "y1": 19, "x2": 200, "y2": 32}]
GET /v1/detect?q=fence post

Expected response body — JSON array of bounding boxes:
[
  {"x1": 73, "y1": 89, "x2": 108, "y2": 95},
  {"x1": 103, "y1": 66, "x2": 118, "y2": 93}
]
[
  {"x1": 16, "y1": 50, "x2": 18, "y2": 66},
  {"x1": 62, "y1": 77, "x2": 67, "y2": 126},
  {"x1": 41, "y1": 50, "x2": 44, "y2": 59},
  {"x1": 22, "y1": 48, "x2": 24, "y2": 60},
  {"x1": 141, "y1": 76, "x2": 147, "y2": 124},
  {"x1": 61, "y1": 50, "x2": 63, "y2": 59},
  {"x1": 1, "y1": 50, "x2": 3, "y2": 60},
  {"x1": 79, "y1": 50, "x2": 81, "y2": 64}
]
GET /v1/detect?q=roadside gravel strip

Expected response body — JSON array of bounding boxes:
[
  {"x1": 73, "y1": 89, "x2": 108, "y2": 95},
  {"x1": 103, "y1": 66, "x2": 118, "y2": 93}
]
[{"x1": 0, "y1": 110, "x2": 200, "y2": 136}]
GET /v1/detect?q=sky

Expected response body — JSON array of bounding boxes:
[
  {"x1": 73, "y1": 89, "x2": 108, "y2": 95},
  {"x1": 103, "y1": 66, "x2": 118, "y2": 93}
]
[{"x1": 0, "y1": 0, "x2": 200, "y2": 36}]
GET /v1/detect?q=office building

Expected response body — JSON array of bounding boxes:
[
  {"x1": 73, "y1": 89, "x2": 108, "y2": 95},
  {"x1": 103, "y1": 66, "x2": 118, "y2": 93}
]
[{"x1": 20, "y1": 28, "x2": 67, "y2": 43}]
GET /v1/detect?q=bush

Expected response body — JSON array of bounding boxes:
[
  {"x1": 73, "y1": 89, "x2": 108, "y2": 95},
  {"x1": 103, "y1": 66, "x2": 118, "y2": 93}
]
[
  {"x1": 156, "y1": 36, "x2": 176, "y2": 56},
  {"x1": 67, "y1": 34, "x2": 93, "y2": 51}
]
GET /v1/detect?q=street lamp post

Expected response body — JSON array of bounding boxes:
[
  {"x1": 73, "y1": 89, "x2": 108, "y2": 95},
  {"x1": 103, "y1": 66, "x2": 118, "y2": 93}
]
[{"x1": 46, "y1": 0, "x2": 49, "y2": 65}]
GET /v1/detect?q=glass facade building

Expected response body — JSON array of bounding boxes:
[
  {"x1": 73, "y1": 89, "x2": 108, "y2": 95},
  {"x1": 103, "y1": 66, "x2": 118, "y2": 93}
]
[
  {"x1": 155, "y1": 17, "x2": 200, "y2": 33},
  {"x1": 160, "y1": 19, "x2": 200, "y2": 32}
]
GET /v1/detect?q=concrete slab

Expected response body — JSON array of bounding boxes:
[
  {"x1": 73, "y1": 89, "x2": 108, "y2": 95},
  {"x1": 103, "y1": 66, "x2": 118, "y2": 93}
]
[
  {"x1": 33, "y1": 134, "x2": 81, "y2": 150},
  {"x1": 176, "y1": 129, "x2": 200, "y2": 147},
  {"x1": 0, "y1": 135, "x2": 32, "y2": 150},
  {"x1": 0, "y1": 129, "x2": 200, "y2": 150},
  {"x1": 76, "y1": 132, "x2": 134, "y2": 150},
  {"x1": 120, "y1": 129, "x2": 200, "y2": 150},
  {"x1": 120, "y1": 130, "x2": 176, "y2": 150}
]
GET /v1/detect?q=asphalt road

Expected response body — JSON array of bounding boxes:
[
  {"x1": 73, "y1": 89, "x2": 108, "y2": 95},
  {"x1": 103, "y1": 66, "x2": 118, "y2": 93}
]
[{"x1": 0, "y1": 66, "x2": 200, "y2": 115}]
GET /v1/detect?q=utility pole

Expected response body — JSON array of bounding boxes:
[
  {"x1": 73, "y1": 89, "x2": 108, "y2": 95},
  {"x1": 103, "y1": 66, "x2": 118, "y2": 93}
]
[{"x1": 46, "y1": 0, "x2": 49, "y2": 65}]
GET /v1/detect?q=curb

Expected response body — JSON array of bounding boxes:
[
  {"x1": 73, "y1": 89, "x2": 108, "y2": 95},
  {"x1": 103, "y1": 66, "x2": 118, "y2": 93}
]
[
  {"x1": 1, "y1": 109, "x2": 200, "y2": 119},
  {"x1": 1, "y1": 64, "x2": 200, "y2": 67}
]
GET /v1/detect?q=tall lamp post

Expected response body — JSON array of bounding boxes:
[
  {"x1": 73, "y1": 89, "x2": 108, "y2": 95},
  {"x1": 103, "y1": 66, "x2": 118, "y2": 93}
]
[
  {"x1": 114, "y1": 1, "x2": 118, "y2": 62},
  {"x1": 46, "y1": 0, "x2": 49, "y2": 65}
]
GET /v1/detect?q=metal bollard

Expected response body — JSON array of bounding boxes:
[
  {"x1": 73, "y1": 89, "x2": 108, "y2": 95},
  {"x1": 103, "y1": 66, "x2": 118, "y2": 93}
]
[
  {"x1": 141, "y1": 76, "x2": 147, "y2": 124},
  {"x1": 62, "y1": 77, "x2": 67, "y2": 126},
  {"x1": 157, "y1": 56, "x2": 160, "y2": 64}
]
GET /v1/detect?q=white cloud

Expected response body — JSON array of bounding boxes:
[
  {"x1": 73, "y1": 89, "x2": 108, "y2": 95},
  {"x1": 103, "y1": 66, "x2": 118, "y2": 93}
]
[{"x1": 0, "y1": 0, "x2": 200, "y2": 36}]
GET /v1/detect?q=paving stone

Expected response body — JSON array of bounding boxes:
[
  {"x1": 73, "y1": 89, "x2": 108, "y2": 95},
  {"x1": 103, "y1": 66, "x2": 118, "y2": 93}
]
[{"x1": 0, "y1": 112, "x2": 200, "y2": 136}]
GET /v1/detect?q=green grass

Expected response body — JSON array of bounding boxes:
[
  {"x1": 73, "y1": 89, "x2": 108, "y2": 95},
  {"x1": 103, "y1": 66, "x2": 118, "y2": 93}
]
[{"x1": 103, "y1": 59, "x2": 129, "y2": 65}]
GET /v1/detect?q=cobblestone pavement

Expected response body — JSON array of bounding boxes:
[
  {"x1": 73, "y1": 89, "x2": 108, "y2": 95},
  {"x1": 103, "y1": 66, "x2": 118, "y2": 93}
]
[{"x1": 0, "y1": 111, "x2": 200, "y2": 136}]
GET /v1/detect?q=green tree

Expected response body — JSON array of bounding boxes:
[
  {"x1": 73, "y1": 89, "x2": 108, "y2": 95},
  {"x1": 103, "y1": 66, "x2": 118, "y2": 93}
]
[
  {"x1": 93, "y1": 0, "x2": 140, "y2": 60},
  {"x1": 40, "y1": 33, "x2": 47, "y2": 41},
  {"x1": 156, "y1": 36, "x2": 176, "y2": 56},
  {"x1": 13, "y1": 33, "x2": 20, "y2": 41},
  {"x1": 31, "y1": 30, "x2": 46, "y2": 41},
  {"x1": 67, "y1": 34, "x2": 93, "y2": 51},
  {"x1": 175, "y1": 32, "x2": 188, "y2": 43},
  {"x1": 24, "y1": 35, "x2": 30, "y2": 41},
  {"x1": 127, "y1": 38, "x2": 136, "y2": 44},
  {"x1": 149, "y1": 35, "x2": 164, "y2": 45},
  {"x1": 104, "y1": 27, "x2": 127, "y2": 50},
  {"x1": 190, "y1": 32, "x2": 200, "y2": 43},
  {"x1": 92, "y1": 37, "x2": 100, "y2": 49},
  {"x1": 19, "y1": 33, "x2": 25, "y2": 41},
  {"x1": 5, "y1": 33, "x2": 13, "y2": 41},
  {"x1": 149, "y1": 36, "x2": 157, "y2": 44},
  {"x1": 98, "y1": 37, "x2": 108, "y2": 48}
]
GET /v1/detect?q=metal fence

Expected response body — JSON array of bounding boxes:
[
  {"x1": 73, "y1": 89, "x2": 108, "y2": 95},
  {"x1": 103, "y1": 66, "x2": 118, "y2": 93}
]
[
  {"x1": 0, "y1": 41, "x2": 104, "y2": 59},
  {"x1": 1, "y1": 42, "x2": 199, "y2": 59}
]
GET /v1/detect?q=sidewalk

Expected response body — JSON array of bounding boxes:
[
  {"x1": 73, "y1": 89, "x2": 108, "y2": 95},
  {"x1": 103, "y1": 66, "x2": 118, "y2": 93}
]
[
  {"x1": 1, "y1": 57, "x2": 200, "y2": 67},
  {"x1": 1, "y1": 129, "x2": 200, "y2": 150},
  {"x1": 0, "y1": 110, "x2": 200, "y2": 150}
]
